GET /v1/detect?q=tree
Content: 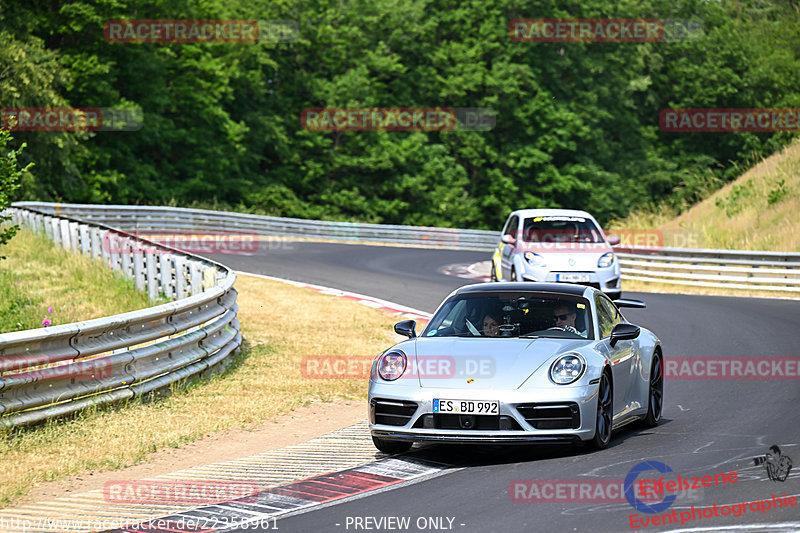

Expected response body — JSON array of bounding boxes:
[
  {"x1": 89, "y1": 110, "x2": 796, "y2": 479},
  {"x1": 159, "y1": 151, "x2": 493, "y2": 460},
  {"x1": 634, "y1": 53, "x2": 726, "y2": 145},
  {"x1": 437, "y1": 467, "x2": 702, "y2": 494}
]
[
  {"x1": 0, "y1": 128, "x2": 33, "y2": 259},
  {"x1": 2, "y1": 0, "x2": 799, "y2": 227}
]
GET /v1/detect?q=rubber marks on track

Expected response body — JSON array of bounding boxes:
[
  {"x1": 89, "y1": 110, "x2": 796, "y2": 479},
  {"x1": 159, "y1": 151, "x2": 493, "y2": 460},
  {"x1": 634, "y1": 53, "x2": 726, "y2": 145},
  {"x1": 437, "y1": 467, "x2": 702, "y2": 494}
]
[
  {"x1": 440, "y1": 261, "x2": 491, "y2": 282},
  {"x1": 104, "y1": 458, "x2": 446, "y2": 532}
]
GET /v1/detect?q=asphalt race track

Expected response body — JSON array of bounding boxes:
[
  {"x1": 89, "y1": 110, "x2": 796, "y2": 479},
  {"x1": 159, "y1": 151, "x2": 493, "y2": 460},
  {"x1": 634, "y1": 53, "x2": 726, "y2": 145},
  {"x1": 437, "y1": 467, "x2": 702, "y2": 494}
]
[{"x1": 203, "y1": 241, "x2": 800, "y2": 533}]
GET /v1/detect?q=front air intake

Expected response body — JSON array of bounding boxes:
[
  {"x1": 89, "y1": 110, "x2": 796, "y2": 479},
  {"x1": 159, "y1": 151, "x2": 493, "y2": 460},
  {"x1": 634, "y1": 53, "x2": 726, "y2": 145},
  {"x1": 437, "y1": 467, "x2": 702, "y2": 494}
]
[
  {"x1": 516, "y1": 402, "x2": 580, "y2": 429},
  {"x1": 371, "y1": 398, "x2": 418, "y2": 426}
]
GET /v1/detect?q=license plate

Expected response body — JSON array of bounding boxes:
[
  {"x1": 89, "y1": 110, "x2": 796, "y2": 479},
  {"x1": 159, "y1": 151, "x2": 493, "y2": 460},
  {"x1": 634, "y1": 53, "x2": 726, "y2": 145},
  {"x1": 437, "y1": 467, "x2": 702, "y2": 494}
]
[
  {"x1": 433, "y1": 399, "x2": 499, "y2": 415},
  {"x1": 557, "y1": 273, "x2": 591, "y2": 282}
]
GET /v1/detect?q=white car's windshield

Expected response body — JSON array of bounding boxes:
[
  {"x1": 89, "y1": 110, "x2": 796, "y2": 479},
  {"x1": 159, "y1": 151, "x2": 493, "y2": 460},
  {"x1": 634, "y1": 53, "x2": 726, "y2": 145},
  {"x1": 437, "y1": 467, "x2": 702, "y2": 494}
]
[
  {"x1": 423, "y1": 292, "x2": 593, "y2": 339},
  {"x1": 522, "y1": 216, "x2": 604, "y2": 243}
]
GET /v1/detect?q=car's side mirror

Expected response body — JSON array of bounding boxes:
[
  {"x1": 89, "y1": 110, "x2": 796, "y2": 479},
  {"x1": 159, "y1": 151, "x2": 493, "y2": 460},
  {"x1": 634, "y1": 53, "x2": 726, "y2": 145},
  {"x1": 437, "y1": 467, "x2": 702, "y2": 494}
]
[
  {"x1": 613, "y1": 298, "x2": 646, "y2": 309},
  {"x1": 501, "y1": 234, "x2": 516, "y2": 246},
  {"x1": 394, "y1": 319, "x2": 417, "y2": 338},
  {"x1": 610, "y1": 323, "x2": 640, "y2": 346},
  {"x1": 606, "y1": 234, "x2": 621, "y2": 246}
]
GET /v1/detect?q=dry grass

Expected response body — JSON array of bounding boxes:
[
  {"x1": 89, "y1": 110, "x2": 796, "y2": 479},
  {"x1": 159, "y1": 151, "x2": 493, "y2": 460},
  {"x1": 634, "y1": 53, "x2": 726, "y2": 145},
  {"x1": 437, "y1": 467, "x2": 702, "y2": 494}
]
[
  {"x1": 608, "y1": 140, "x2": 800, "y2": 298},
  {"x1": 0, "y1": 274, "x2": 403, "y2": 508},
  {"x1": 661, "y1": 141, "x2": 800, "y2": 251},
  {"x1": 610, "y1": 139, "x2": 800, "y2": 251},
  {"x1": 0, "y1": 228, "x2": 157, "y2": 332}
]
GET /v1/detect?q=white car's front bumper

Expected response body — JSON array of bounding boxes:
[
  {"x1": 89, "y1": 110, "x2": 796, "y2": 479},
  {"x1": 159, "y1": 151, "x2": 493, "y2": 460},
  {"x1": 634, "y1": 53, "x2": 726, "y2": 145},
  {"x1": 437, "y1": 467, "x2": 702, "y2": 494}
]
[{"x1": 519, "y1": 262, "x2": 621, "y2": 296}]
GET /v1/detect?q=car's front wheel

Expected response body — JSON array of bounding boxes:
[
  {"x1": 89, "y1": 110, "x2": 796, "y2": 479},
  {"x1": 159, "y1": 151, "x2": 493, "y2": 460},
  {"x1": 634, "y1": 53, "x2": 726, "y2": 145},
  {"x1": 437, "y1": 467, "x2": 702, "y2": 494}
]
[
  {"x1": 511, "y1": 266, "x2": 518, "y2": 282},
  {"x1": 372, "y1": 436, "x2": 412, "y2": 454},
  {"x1": 590, "y1": 370, "x2": 613, "y2": 450},
  {"x1": 490, "y1": 263, "x2": 498, "y2": 282},
  {"x1": 640, "y1": 351, "x2": 663, "y2": 428}
]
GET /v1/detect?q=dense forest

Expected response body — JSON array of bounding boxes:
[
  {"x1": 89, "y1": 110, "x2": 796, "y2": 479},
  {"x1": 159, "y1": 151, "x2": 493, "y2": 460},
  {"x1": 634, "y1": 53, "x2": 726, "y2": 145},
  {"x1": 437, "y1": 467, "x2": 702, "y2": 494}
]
[{"x1": 1, "y1": 0, "x2": 799, "y2": 229}]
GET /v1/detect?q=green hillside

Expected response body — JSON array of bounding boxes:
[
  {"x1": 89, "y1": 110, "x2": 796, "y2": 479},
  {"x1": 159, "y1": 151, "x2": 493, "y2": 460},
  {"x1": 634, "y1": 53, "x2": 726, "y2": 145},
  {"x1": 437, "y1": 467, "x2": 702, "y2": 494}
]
[
  {"x1": 612, "y1": 140, "x2": 800, "y2": 252},
  {"x1": 2, "y1": 0, "x2": 799, "y2": 229}
]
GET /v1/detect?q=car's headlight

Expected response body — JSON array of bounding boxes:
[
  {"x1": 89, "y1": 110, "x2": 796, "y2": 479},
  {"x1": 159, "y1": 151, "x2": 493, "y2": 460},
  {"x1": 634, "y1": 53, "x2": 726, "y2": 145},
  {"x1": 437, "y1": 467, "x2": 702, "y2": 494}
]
[
  {"x1": 598, "y1": 252, "x2": 615, "y2": 268},
  {"x1": 524, "y1": 251, "x2": 546, "y2": 267},
  {"x1": 550, "y1": 353, "x2": 586, "y2": 385},
  {"x1": 378, "y1": 350, "x2": 407, "y2": 381}
]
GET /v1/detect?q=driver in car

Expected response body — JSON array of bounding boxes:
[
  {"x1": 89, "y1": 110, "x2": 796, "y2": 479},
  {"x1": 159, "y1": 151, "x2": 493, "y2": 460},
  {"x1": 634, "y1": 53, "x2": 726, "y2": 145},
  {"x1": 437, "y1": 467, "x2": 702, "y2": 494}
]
[{"x1": 552, "y1": 303, "x2": 587, "y2": 337}]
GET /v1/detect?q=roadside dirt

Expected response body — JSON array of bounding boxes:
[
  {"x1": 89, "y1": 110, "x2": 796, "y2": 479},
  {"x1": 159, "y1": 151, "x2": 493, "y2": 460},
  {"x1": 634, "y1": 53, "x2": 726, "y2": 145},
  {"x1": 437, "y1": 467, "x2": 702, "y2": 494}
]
[{"x1": 18, "y1": 399, "x2": 365, "y2": 505}]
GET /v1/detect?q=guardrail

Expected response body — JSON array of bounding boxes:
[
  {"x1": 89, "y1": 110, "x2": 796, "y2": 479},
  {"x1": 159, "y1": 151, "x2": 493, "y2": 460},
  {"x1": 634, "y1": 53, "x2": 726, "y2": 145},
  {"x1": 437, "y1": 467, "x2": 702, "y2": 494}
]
[
  {"x1": 14, "y1": 202, "x2": 499, "y2": 251},
  {"x1": 11, "y1": 202, "x2": 800, "y2": 295},
  {"x1": 615, "y1": 247, "x2": 800, "y2": 294},
  {"x1": 0, "y1": 206, "x2": 242, "y2": 428}
]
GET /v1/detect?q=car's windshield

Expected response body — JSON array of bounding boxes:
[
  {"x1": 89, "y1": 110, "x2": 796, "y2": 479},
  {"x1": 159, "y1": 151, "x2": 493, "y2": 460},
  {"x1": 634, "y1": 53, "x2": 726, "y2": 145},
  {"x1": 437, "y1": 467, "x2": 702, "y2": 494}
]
[
  {"x1": 423, "y1": 292, "x2": 593, "y2": 340},
  {"x1": 522, "y1": 216, "x2": 604, "y2": 243}
]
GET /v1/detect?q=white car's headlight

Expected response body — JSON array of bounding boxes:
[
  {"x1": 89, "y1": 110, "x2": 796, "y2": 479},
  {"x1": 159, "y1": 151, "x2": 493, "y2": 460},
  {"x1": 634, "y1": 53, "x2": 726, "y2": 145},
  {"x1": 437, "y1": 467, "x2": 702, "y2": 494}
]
[
  {"x1": 598, "y1": 252, "x2": 615, "y2": 268},
  {"x1": 378, "y1": 350, "x2": 407, "y2": 381},
  {"x1": 550, "y1": 353, "x2": 586, "y2": 385},
  {"x1": 524, "y1": 251, "x2": 546, "y2": 267}
]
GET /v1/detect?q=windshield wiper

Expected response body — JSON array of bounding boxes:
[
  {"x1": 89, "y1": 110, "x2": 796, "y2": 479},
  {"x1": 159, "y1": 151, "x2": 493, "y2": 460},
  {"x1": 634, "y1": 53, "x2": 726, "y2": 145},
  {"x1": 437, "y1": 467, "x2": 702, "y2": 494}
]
[{"x1": 519, "y1": 335, "x2": 541, "y2": 339}]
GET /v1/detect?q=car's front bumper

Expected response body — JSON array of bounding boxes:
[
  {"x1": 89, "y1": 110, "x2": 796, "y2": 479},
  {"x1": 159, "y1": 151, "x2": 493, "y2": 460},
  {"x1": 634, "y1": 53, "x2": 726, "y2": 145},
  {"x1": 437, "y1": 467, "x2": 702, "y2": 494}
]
[
  {"x1": 368, "y1": 383, "x2": 599, "y2": 444},
  {"x1": 371, "y1": 429, "x2": 583, "y2": 444},
  {"x1": 519, "y1": 263, "x2": 621, "y2": 296},
  {"x1": 370, "y1": 429, "x2": 583, "y2": 445}
]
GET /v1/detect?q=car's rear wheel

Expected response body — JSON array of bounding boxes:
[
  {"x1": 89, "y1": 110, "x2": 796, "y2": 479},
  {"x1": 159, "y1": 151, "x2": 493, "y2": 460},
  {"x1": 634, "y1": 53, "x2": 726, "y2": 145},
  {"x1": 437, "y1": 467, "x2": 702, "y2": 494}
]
[
  {"x1": 372, "y1": 436, "x2": 412, "y2": 454},
  {"x1": 490, "y1": 263, "x2": 498, "y2": 282},
  {"x1": 590, "y1": 370, "x2": 613, "y2": 450},
  {"x1": 640, "y1": 351, "x2": 663, "y2": 428},
  {"x1": 511, "y1": 267, "x2": 518, "y2": 282}
]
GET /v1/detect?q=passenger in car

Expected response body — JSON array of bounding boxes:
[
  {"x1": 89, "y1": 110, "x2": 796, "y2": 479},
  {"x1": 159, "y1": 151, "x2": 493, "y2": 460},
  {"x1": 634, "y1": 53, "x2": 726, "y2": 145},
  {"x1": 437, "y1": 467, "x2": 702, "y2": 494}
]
[{"x1": 482, "y1": 312, "x2": 501, "y2": 337}]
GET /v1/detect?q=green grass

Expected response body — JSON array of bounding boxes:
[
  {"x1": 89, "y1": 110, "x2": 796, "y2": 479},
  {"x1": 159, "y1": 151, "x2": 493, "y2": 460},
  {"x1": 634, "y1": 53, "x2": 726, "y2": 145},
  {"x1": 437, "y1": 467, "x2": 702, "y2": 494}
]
[{"x1": 0, "y1": 227, "x2": 158, "y2": 333}]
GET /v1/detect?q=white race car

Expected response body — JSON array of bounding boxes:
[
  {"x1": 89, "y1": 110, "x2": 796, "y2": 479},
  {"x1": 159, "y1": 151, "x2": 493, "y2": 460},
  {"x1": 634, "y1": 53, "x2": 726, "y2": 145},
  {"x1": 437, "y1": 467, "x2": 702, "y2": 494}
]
[{"x1": 491, "y1": 209, "x2": 622, "y2": 299}]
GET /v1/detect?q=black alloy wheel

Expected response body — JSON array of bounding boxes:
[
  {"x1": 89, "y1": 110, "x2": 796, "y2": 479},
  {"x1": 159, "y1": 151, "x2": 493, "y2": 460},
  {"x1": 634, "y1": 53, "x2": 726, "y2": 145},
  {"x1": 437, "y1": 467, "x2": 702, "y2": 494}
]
[{"x1": 591, "y1": 371, "x2": 613, "y2": 449}]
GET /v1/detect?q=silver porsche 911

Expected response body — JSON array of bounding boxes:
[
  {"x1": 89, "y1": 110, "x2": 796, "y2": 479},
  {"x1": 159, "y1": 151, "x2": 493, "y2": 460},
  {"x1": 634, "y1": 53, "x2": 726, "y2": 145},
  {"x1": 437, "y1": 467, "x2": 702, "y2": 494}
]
[{"x1": 368, "y1": 282, "x2": 663, "y2": 453}]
